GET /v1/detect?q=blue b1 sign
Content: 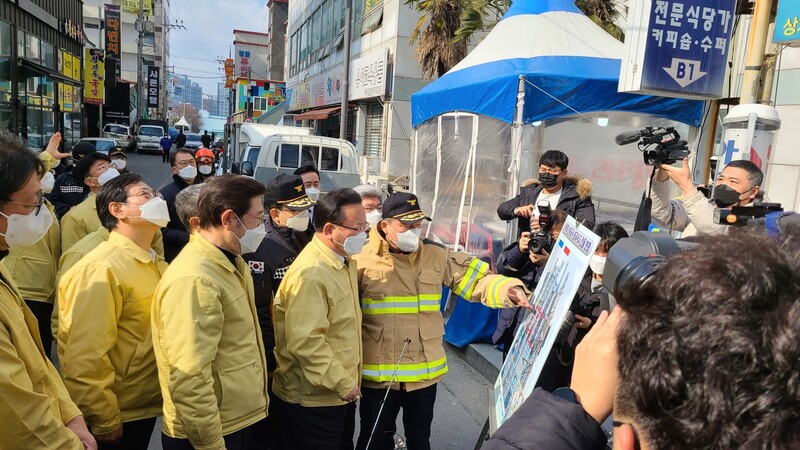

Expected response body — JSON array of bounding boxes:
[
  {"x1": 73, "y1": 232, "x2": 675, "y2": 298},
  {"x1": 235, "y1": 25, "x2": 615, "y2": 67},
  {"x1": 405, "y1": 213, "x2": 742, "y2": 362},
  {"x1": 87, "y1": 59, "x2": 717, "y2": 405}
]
[
  {"x1": 619, "y1": 0, "x2": 737, "y2": 100},
  {"x1": 774, "y1": 0, "x2": 800, "y2": 45}
]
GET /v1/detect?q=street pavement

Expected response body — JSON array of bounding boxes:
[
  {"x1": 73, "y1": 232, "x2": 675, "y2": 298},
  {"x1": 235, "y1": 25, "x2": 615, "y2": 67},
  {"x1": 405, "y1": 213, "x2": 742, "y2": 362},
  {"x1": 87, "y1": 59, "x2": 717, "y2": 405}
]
[{"x1": 120, "y1": 152, "x2": 496, "y2": 449}]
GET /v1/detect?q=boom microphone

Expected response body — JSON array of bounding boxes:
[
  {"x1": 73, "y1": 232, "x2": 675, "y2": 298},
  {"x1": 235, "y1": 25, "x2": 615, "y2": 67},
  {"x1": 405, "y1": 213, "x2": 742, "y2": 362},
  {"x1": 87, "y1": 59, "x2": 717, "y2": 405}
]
[{"x1": 615, "y1": 131, "x2": 643, "y2": 146}]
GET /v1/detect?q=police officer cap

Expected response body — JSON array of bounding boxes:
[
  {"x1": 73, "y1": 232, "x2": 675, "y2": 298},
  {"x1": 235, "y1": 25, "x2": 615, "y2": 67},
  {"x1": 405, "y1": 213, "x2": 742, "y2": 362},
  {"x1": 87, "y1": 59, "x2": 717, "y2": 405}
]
[
  {"x1": 266, "y1": 173, "x2": 315, "y2": 211},
  {"x1": 71, "y1": 142, "x2": 97, "y2": 160},
  {"x1": 74, "y1": 152, "x2": 112, "y2": 181},
  {"x1": 382, "y1": 192, "x2": 431, "y2": 224}
]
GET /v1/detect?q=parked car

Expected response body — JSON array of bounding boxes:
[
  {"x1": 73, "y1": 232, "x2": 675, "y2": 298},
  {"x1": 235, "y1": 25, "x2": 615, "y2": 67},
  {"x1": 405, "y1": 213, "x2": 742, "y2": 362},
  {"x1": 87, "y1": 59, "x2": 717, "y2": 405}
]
[
  {"x1": 76, "y1": 138, "x2": 121, "y2": 155},
  {"x1": 183, "y1": 133, "x2": 202, "y2": 150},
  {"x1": 135, "y1": 125, "x2": 165, "y2": 154},
  {"x1": 102, "y1": 123, "x2": 133, "y2": 146}
]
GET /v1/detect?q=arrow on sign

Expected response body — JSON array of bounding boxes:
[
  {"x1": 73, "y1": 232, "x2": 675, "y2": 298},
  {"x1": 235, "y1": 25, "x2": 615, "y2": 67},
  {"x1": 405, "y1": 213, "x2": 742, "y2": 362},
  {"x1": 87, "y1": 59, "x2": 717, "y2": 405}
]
[{"x1": 663, "y1": 58, "x2": 708, "y2": 88}]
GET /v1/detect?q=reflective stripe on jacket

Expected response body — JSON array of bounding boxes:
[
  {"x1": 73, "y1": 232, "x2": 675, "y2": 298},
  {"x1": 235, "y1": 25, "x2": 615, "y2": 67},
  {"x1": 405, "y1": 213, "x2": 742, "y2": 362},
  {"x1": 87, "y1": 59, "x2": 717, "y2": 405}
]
[
  {"x1": 57, "y1": 232, "x2": 166, "y2": 433},
  {"x1": 354, "y1": 229, "x2": 525, "y2": 391}
]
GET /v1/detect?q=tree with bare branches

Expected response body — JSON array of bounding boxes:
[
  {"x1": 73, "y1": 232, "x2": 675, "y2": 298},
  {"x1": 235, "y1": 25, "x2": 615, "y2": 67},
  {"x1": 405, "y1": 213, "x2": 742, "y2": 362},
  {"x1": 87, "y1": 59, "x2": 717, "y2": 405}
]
[{"x1": 171, "y1": 103, "x2": 204, "y2": 133}]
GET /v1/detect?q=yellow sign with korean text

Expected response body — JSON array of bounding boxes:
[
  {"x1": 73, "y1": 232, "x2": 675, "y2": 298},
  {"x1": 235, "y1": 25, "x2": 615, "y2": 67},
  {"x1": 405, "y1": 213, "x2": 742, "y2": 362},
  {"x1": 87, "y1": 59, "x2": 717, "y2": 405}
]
[
  {"x1": 121, "y1": 0, "x2": 153, "y2": 16},
  {"x1": 84, "y1": 48, "x2": 105, "y2": 105}
]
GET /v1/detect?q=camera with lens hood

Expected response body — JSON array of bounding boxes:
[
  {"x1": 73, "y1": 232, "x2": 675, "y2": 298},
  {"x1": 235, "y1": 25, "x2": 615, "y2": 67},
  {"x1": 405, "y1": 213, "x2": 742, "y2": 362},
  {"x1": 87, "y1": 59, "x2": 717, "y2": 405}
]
[{"x1": 528, "y1": 200, "x2": 555, "y2": 254}]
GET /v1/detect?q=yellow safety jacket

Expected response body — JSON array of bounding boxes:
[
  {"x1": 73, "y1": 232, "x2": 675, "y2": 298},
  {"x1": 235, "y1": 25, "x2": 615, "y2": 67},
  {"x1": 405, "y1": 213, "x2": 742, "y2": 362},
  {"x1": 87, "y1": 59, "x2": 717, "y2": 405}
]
[
  {"x1": 61, "y1": 192, "x2": 165, "y2": 256},
  {"x1": 353, "y1": 229, "x2": 526, "y2": 391},
  {"x1": 2, "y1": 200, "x2": 60, "y2": 303}
]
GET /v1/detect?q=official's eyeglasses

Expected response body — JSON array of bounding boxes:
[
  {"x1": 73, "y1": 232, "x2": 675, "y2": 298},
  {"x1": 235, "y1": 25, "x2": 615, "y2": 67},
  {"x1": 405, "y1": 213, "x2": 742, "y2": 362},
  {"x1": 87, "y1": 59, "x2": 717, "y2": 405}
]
[{"x1": 5, "y1": 190, "x2": 44, "y2": 215}]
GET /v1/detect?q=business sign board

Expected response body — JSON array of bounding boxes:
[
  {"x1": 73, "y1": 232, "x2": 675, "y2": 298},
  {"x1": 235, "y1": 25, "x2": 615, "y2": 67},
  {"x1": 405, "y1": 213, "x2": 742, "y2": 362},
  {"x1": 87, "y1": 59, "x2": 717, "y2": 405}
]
[
  {"x1": 619, "y1": 0, "x2": 736, "y2": 100},
  {"x1": 350, "y1": 48, "x2": 388, "y2": 101},
  {"x1": 492, "y1": 216, "x2": 600, "y2": 429},
  {"x1": 147, "y1": 66, "x2": 160, "y2": 108},
  {"x1": 121, "y1": 0, "x2": 153, "y2": 15},
  {"x1": 774, "y1": 0, "x2": 800, "y2": 45},
  {"x1": 84, "y1": 49, "x2": 105, "y2": 105},
  {"x1": 104, "y1": 4, "x2": 121, "y2": 59}
]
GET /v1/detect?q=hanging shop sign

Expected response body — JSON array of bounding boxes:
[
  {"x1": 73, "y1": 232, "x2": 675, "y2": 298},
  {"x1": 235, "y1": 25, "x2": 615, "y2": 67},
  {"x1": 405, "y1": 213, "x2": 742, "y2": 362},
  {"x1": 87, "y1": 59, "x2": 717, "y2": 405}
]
[
  {"x1": 350, "y1": 48, "x2": 388, "y2": 100},
  {"x1": 84, "y1": 49, "x2": 105, "y2": 105},
  {"x1": 147, "y1": 66, "x2": 160, "y2": 108},
  {"x1": 774, "y1": 0, "x2": 800, "y2": 45},
  {"x1": 105, "y1": 4, "x2": 122, "y2": 60}
]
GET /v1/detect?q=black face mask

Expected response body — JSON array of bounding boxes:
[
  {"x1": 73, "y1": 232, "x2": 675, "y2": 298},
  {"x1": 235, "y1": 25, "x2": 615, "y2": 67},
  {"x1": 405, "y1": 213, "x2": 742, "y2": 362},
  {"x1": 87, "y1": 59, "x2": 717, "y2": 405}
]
[
  {"x1": 538, "y1": 172, "x2": 559, "y2": 189},
  {"x1": 713, "y1": 183, "x2": 746, "y2": 207}
]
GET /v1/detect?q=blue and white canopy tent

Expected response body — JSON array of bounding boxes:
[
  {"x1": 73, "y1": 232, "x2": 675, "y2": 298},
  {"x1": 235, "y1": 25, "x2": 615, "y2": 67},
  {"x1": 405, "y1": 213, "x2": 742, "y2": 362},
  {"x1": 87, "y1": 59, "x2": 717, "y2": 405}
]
[{"x1": 410, "y1": 0, "x2": 704, "y2": 347}]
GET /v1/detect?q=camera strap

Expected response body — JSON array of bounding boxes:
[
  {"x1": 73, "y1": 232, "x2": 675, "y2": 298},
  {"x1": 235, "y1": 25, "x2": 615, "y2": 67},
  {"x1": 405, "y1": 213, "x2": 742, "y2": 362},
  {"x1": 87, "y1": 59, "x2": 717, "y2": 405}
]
[{"x1": 634, "y1": 167, "x2": 658, "y2": 232}]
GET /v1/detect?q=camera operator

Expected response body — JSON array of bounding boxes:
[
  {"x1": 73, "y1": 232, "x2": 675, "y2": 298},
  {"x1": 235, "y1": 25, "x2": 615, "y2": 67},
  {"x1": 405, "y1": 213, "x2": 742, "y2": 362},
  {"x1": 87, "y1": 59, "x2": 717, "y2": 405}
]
[
  {"x1": 486, "y1": 230, "x2": 800, "y2": 449},
  {"x1": 651, "y1": 158, "x2": 763, "y2": 237},
  {"x1": 497, "y1": 150, "x2": 595, "y2": 237}
]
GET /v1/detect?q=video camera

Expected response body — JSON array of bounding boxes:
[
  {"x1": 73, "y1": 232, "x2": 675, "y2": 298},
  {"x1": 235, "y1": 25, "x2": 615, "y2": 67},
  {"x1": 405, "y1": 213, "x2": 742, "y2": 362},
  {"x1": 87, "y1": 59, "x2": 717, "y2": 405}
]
[
  {"x1": 528, "y1": 200, "x2": 554, "y2": 254},
  {"x1": 615, "y1": 127, "x2": 690, "y2": 166}
]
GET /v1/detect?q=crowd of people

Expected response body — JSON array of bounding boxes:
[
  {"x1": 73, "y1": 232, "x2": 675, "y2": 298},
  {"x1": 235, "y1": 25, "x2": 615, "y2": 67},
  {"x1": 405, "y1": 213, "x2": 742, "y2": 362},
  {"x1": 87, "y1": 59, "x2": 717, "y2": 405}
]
[{"x1": 0, "y1": 133, "x2": 797, "y2": 450}]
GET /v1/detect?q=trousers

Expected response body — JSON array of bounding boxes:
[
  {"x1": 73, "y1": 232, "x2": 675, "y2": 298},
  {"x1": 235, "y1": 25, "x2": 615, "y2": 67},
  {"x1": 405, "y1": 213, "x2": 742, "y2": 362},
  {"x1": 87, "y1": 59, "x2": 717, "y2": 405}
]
[{"x1": 356, "y1": 384, "x2": 437, "y2": 450}]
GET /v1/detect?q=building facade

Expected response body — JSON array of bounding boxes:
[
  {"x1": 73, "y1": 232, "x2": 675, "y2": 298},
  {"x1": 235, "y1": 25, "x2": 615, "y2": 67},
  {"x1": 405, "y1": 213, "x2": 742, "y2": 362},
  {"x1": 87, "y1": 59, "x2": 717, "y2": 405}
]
[
  {"x1": 0, "y1": 0, "x2": 85, "y2": 149},
  {"x1": 170, "y1": 73, "x2": 202, "y2": 111},
  {"x1": 231, "y1": 29, "x2": 285, "y2": 121},
  {"x1": 284, "y1": 0, "x2": 428, "y2": 183},
  {"x1": 266, "y1": 0, "x2": 288, "y2": 81}
]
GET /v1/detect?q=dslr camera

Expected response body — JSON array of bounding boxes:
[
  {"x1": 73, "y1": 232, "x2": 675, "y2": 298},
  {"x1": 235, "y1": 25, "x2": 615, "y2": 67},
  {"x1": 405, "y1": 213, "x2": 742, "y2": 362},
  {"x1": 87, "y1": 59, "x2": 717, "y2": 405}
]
[
  {"x1": 528, "y1": 200, "x2": 555, "y2": 254},
  {"x1": 615, "y1": 126, "x2": 690, "y2": 166}
]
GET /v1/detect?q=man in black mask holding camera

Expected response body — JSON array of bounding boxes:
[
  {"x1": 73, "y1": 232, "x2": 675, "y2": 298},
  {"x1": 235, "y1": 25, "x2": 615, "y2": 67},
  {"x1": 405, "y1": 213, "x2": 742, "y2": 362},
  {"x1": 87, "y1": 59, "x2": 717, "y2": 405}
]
[
  {"x1": 497, "y1": 150, "x2": 595, "y2": 237},
  {"x1": 651, "y1": 158, "x2": 763, "y2": 237}
]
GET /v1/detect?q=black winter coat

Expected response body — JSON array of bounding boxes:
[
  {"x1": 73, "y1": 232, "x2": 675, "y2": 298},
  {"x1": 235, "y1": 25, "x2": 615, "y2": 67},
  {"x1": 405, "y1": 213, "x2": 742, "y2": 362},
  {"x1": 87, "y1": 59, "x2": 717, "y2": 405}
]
[
  {"x1": 484, "y1": 388, "x2": 607, "y2": 450},
  {"x1": 46, "y1": 169, "x2": 88, "y2": 219},
  {"x1": 159, "y1": 175, "x2": 194, "y2": 262},
  {"x1": 497, "y1": 176, "x2": 596, "y2": 237},
  {"x1": 175, "y1": 133, "x2": 187, "y2": 148},
  {"x1": 242, "y1": 219, "x2": 311, "y2": 372}
]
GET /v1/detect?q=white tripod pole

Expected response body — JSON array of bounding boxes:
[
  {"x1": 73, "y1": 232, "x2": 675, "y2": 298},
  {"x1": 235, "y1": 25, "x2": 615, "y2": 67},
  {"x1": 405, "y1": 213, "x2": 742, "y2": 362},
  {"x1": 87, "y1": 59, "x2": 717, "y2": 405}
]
[{"x1": 365, "y1": 338, "x2": 412, "y2": 450}]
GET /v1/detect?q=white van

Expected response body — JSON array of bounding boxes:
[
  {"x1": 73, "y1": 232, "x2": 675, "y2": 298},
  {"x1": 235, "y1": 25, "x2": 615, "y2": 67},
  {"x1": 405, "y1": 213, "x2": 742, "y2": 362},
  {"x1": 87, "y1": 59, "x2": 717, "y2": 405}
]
[
  {"x1": 226, "y1": 123, "x2": 361, "y2": 191},
  {"x1": 136, "y1": 125, "x2": 165, "y2": 154}
]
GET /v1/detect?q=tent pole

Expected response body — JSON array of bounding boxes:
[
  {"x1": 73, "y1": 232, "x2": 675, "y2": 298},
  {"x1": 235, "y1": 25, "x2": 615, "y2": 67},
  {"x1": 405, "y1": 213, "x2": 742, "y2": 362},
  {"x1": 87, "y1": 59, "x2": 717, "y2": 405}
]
[
  {"x1": 464, "y1": 115, "x2": 479, "y2": 253},
  {"x1": 427, "y1": 115, "x2": 444, "y2": 239},
  {"x1": 507, "y1": 75, "x2": 526, "y2": 244},
  {"x1": 454, "y1": 115, "x2": 473, "y2": 252}
]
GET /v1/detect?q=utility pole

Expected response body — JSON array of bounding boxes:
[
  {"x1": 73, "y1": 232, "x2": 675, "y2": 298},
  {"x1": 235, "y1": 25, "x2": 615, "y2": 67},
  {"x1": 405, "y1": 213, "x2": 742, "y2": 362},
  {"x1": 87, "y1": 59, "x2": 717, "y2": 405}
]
[
  {"x1": 339, "y1": 0, "x2": 352, "y2": 140},
  {"x1": 740, "y1": 0, "x2": 774, "y2": 104},
  {"x1": 136, "y1": 0, "x2": 145, "y2": 127}
]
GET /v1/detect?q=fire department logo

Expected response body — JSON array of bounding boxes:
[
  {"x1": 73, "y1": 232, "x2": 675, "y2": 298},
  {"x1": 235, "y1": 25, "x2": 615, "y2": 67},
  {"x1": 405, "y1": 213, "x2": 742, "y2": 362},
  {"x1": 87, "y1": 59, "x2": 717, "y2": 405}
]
[
  {"x1": 248, "y1": 260, "x2": 265, "y2": 274},
  {"x1": 294, "y1": 184, "x2": 303, "y2": 192},
  {"x1": 408, "y1": 199, "x2": 416, "y2": 206}
]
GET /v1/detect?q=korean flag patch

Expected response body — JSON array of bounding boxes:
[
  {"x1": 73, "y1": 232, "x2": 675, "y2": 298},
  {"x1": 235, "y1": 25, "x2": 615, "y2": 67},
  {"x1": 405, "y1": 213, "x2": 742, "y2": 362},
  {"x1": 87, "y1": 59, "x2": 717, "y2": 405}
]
[{"x1": 248, "y1": 260, "x2": 265, "y2": 274}]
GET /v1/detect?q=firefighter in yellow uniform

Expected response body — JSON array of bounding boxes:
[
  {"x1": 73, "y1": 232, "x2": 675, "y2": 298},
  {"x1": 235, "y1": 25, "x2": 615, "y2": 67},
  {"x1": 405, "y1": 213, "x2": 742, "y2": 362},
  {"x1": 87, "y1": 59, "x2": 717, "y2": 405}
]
[{"x1": 353, "y1": 193, "x2": 531, "y2": 450}]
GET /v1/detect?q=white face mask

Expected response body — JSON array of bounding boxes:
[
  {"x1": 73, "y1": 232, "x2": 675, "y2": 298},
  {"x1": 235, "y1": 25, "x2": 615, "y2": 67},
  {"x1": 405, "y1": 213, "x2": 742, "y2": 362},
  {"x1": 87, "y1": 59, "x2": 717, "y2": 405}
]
[
  {"x1": 235, "y1": 215, "x2": 267, "y2": 254},
  {"x1": 0, "y1": 207, "x2": 53, "y2": 248},
  {"x1": 198, "y1": 165, "x2": 213, "y2": 175},
  {"x1": 365, "y1": 209, "x2": 382, "y2": 227},
  {"x1": 130, "y1": 197, "x2": 171, "y2": 227},
  {"x1": 305, "y1": 187, "x2": 321, "y2": 202},
  {"x1": 393, "y1": 227, "x2": 421, "y2": 253},
  {"x1": 589, "y1": 254, "x2": 607, "y2": 277},
  {"x1": 41, "y1": 171, "x2": 56, "y2": 194},
  {"x1": 112, "y1": 159, "x2": 127, "y2": 171},
  {"x1": 98, "y1": 167, "x2": 121, "y2": 186},
  {"x1": 178, "y1": 165, "x2": 198, "y2": 180},
  {"x1": 283, "y1": 209, "x2": 309, "y2": 232},
  {"x1": 337, "y1": 228, "x2": 368, "y2": 256}
]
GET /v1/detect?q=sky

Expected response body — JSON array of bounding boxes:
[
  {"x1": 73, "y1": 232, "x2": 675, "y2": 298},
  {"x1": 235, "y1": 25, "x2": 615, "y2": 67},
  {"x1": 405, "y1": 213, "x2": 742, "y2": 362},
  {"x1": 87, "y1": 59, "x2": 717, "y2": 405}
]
[{"x1": 168, "y1": 0, "x2": 269, "y2": 95}]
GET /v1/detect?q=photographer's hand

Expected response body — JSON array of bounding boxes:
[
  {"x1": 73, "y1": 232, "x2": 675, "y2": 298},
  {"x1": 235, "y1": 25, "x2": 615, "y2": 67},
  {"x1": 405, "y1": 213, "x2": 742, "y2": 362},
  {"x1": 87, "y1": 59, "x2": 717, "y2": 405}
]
[
  {"x1": 529, "y1": 248, "x2": 549, "y2": 267},
  {"x1": 658, "y1": 157, "x2": 695, "y2": 197},
  {"x1": 571, "y1": 308, "x2": 623, "y2": 425},
  {"x1": 574, "y1": 314, "x2": 592, "y2": 329},
  {"x1": 518, "y1": 232, "x2": 531, "y2": 253},
  {"x1": 514, "y1": 204, "x2": 534, "y2": 218}
]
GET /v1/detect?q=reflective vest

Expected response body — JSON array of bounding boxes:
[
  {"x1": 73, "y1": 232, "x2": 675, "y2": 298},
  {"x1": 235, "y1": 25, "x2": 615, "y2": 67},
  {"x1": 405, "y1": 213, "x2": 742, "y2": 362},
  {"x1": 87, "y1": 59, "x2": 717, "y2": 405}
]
[{"x1": 354, "y1": 229, "x2": 524, "y2": 391}]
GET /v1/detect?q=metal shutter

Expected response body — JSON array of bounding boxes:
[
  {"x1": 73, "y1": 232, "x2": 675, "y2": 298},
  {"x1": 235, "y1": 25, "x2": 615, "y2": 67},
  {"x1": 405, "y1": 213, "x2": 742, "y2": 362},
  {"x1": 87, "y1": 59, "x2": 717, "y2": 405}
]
[{"x1": 363, "y1": 101, "x2": 383, "y2": 158}]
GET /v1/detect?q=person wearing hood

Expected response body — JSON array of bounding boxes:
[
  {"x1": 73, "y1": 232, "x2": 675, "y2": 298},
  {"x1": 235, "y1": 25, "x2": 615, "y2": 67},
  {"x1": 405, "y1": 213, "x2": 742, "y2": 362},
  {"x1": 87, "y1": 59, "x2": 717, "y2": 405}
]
[
  {"x1": 497, "y1": 150, "x2": 595, "y2": 237},
  {"x1": 58, "y1": 173, "x2": 167, "y2": 448},
  {"x1": 159, "y1": 148, "x2": 201, "y2": 262},
  {"x1": 196, "y1": 147, "x2": 216, "y2": 180},
  {"x1": 243, "y1": 173, "x2": 315, "y2": 448},
  {"x1": 47, "y1": 139, "x2": 96, "y2": 218},
  {"x1": 353, "y1": 192, "x2": 532, "y2": 450},
  {"x1": 0, "y1": 132, "x2": 97, "y2": 449},
  {"x1": 651, "y1": 158, "x2": 763, "y2": 237}
]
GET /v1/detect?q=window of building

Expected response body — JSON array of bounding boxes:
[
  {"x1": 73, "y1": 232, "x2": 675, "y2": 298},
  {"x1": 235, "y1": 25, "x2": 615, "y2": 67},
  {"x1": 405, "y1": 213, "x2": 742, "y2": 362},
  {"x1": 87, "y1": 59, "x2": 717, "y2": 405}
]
[
  {"x1": 337, "y1": 0, "x2": 345, "y2": 31},
  {"x1": 253, "y1": 97, "x2": 268, "y2": 111},
  {"x1": 0, "y1": 21, "x2": 11, "y2": 105},
  {"x1": 322, "y1": 0, "x2": 332, "y2": 45},
  {"x1": 312, "y1": 8, "x2": 322, "y2": 53},
  {"x1": 364, "y1": 101, "x2": 383, "y2": 158},
  {"x1": 353, "y1": 0, "x2": 365, "y2": 39},
  {"x1": 41, "y1": 42, "x2": 56, "y2": 70}
]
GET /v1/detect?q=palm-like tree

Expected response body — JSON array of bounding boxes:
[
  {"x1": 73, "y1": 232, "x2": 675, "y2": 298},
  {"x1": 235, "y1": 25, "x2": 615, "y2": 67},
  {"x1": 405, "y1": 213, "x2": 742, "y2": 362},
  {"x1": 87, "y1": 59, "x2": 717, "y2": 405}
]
[
  {"x1": 408, "y1": 0, "x2": 624, "y2": 79},
  {"x1": 407, "y1": 0, "x2": 469, "y2": 79}
]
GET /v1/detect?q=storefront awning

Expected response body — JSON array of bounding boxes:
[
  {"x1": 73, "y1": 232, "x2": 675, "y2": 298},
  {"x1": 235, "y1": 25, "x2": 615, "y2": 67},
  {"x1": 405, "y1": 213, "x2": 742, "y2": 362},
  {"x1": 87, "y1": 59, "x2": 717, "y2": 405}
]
[
  {"x1": 292, "y1": 105, "x2": 342, "y2": 121},
  {"x1": 19, "y1": 58, "x2": 82, "y2": 87}
]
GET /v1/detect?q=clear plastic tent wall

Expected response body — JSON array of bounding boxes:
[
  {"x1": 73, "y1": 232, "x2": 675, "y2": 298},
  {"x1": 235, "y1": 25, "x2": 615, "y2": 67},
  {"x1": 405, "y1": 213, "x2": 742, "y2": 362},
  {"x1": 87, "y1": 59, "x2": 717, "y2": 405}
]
[{"x1": 411, "y1": 111, "x2": 692, "y2": 267}]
